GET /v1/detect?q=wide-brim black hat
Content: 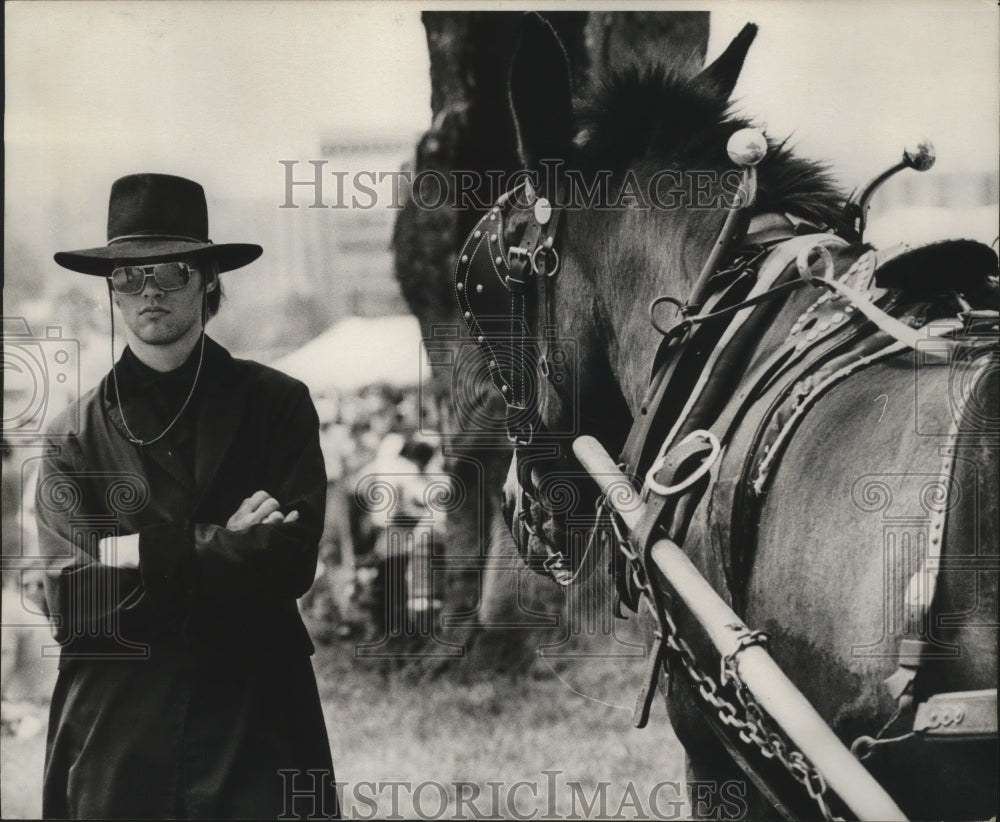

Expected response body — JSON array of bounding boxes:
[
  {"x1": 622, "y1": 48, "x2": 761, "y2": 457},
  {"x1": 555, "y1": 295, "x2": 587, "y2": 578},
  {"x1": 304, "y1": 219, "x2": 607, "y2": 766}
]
[{"x1": 54, "y1": 173, "x2": 263, "y2": 276}]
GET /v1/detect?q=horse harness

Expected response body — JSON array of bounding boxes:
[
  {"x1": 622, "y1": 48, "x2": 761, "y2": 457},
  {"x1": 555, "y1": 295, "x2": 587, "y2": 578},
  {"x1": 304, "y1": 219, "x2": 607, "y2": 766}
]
[
  {"x1": 456, "y1": 176, "x2": 1000, "y2": 818},
  {"x1": 455, "y1": 182, "x2": 583, "y2": 582}
]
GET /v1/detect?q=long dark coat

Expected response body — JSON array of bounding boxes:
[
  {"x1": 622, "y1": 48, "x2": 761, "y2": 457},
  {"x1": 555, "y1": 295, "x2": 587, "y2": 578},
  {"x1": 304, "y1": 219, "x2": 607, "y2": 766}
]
[{"x1": 36, "y1": 337, "x2": 338, "y2": 820}]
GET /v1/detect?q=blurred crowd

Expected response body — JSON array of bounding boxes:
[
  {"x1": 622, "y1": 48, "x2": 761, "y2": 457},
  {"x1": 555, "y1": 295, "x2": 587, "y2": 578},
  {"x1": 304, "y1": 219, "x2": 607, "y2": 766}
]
[
  {"x1": 2, "y1": 438, "x2": 53, "y2": 738},
  {"x1": 286, "y1": 383, "x2": 450, "y2": 644}
]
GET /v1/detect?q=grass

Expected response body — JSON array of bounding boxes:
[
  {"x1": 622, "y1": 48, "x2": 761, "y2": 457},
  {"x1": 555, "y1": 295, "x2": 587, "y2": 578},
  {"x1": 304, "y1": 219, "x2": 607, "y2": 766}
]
[
  {"x1": 317, "y1": 619, "x2": 687, "y2": 819},
  {"x1": 1, "y1": 621, "x2": 687, "y2": 820}
]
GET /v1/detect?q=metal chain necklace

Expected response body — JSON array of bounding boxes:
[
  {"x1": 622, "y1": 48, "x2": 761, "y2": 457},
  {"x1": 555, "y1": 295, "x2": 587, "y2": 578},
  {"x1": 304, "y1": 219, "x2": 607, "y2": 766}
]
[{"x1": 108, "y1": 288, "x2": 207, "y2": 447}]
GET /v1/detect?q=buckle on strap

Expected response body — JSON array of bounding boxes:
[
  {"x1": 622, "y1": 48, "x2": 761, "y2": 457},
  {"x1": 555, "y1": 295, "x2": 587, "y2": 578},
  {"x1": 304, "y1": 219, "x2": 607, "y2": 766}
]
[
  {"x1": 644, "y1": 430, "x2": 721, "y2": 499},
  {"x1": 507, "y1": 421, "x2": 534, "y2": 447}
]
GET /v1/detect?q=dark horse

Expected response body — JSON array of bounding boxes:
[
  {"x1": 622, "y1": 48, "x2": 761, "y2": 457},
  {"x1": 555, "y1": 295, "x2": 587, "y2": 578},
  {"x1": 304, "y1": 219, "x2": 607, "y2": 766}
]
[{"x1": 459, "y1": 15, "x2": 998, "y2": 821}]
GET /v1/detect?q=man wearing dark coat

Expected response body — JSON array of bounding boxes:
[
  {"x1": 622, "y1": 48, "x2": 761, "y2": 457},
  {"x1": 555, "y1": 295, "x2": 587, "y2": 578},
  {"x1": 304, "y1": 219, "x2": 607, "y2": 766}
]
[{"x1": 37, "y1": 173, "x2": 339, "y2": 819}]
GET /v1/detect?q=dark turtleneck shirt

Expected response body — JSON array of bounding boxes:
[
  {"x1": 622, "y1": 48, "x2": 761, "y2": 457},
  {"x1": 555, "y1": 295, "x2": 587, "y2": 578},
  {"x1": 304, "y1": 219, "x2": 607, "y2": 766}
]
[{"x1": 115, "y1": 339, "x2": 205, "y2": 471}]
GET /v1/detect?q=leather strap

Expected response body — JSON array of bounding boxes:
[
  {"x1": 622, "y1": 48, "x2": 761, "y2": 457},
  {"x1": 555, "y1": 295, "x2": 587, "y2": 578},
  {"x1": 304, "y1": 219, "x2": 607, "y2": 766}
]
[
  {"x1": 808, "y1": 272, "x2": 954, "y2": 357},
  {"x1": 619, "y1": 271, "x2": 759, "y2": 492},
  {"x1": 616, "y1": 234, "x2": 847, "y2": 610},
  {"x1": 655, "y1": 234, "x2": 847, "y2": 462},
  {"x1": 630, "y1": 434, "x2": 719, "y2": 729},
  {"x1": 633, "y1": 598, "x2": 666, "y2": 729}
]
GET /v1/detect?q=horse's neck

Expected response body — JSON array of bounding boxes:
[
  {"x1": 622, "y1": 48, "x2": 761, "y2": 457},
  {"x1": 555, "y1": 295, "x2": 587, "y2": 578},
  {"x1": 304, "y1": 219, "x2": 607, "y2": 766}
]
[
  {"x1": 604, "y1": 214, "x2": 716, "y2": 412},
  {"x1": 610, "y1": 299, "x2": 670, "y2": 412}
]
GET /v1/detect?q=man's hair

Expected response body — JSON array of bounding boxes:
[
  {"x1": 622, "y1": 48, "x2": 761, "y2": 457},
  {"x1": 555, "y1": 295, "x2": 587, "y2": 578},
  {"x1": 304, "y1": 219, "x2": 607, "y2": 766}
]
[
  {"x1": 180, "y1": 256, "x2": 223, "y2": 318},
  {"x1": 201, "y1": 260, "x2": 223, "y2": 318}
]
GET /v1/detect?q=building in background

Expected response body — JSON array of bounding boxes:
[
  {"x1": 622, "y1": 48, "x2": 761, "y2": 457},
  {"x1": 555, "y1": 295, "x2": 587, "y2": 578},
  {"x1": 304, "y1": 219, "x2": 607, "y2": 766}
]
[{"x1": 203, "y1": 132, "x2": 419, "y2": 361}]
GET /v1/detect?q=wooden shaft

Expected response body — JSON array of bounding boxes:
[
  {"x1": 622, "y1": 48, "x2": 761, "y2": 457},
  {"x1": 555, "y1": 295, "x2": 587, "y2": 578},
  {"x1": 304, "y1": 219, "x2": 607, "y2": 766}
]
[{"x1": 572, "y1": 435, "x2": 907, "y2": 822}]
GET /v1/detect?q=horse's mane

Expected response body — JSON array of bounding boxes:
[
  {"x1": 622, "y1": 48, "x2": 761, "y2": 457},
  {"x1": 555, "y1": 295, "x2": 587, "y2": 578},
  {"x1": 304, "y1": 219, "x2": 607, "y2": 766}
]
[{"x1": 574, "y1": 64, "x2": 845, "y2": 226}]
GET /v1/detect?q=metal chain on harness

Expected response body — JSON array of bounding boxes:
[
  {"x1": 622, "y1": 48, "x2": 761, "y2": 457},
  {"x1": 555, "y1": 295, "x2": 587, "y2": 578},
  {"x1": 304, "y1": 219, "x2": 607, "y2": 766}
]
[{"x1": 595, "y1": 496, "x2": 845, "y2": 821}]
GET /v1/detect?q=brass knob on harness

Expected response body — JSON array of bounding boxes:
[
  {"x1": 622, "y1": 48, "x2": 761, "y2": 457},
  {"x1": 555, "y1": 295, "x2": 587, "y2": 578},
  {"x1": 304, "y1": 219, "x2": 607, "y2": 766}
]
[
  {"x1": 903, "y1": 138, "x2": 936, "y2": 172},
  {"x1": 727, "y1": 128, "x2": 768, "y2": 167},
  {"x1": 837, "y1": 136, "x2": 938, "y2": 241}
]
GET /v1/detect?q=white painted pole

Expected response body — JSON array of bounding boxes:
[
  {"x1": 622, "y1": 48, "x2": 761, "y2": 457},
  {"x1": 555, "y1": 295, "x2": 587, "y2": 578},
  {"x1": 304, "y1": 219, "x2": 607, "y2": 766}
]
[{"x1": 573, "y1": 435, "x2": 907, "y2": 822}]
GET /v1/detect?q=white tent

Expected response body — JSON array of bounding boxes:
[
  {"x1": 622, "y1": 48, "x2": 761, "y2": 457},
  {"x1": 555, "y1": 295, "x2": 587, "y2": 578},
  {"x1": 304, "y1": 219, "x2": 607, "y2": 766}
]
[{"x1": 270, "y1": 315, "x2": 428, "y2": 395}]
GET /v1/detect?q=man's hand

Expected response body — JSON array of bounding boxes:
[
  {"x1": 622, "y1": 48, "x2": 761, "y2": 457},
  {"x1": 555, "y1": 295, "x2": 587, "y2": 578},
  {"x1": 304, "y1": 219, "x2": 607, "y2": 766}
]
[
  {"x1": 226, "y1": 490, "x2": 299, "y2": 532},
  {"x1": 98, "y1": 534, "x2": 140, "y2": 568}
]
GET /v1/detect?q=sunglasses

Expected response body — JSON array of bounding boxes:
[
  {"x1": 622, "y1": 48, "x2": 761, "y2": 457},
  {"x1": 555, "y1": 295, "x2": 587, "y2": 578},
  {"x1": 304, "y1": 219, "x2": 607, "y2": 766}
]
[{"x1": 108, "y1": 261, "x2": 195, "y2": 295}]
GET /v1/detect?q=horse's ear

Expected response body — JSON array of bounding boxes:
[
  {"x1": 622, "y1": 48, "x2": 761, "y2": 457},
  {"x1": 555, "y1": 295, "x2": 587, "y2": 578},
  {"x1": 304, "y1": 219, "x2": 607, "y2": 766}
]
[
  {"x1": 698, "y1": 23, "x2": 758, "y2": 99},
  {"x1": 509, "y1": 12, "x2": 574, "y2": 171}
]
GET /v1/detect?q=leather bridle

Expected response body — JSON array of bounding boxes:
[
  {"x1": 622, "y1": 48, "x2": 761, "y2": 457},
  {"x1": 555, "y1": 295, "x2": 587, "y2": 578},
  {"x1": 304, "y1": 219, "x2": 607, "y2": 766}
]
[
  {"x1": 454, "y1": 180, "x2": 564, "y2": 442},
  {"x1": 455, "y1": 180, "x2": 584, "y2": 580}
]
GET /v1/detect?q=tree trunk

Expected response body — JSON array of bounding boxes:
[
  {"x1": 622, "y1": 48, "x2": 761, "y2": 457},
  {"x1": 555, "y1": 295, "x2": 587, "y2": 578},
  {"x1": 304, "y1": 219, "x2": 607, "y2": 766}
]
[{"x1": 393, "y1": 11, "x2": 708, "y2": 673}]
